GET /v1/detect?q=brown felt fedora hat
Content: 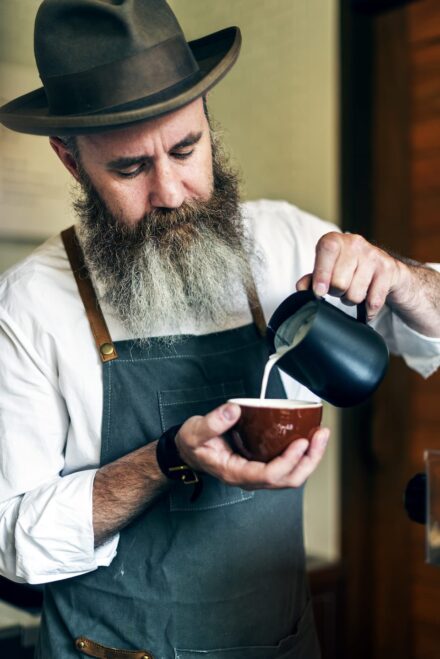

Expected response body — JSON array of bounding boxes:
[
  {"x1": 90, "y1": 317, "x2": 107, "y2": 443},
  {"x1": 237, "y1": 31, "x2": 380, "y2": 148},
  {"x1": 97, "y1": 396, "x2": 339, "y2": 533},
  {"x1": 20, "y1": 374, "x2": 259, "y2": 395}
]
[{"x1": 0, "y1": 0, "x2": 241, "y2": 136}]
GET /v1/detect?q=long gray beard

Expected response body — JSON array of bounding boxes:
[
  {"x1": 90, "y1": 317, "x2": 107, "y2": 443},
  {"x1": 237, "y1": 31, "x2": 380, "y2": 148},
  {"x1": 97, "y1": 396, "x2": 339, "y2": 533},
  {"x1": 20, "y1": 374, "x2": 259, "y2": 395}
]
[{"x1": 74, "y1": 147, "x2": 259, "y2": 342}]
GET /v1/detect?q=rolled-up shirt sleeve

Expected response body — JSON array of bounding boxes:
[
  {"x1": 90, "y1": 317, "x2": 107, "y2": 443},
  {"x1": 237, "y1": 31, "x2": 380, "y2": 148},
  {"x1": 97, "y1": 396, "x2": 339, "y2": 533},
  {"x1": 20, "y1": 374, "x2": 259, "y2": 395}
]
[
  {"x1": 0, "y1": 308, "x2": 118, "y2": 584},
  {"x1": 0, "y1": 472, "x2": 118, "y2": 584},
  {"x1": 371, "y1": 307, "x2": 440, "y2": 378},
  {"x1": 370, "y1": 263, "x2": 440, "y2": 379}
]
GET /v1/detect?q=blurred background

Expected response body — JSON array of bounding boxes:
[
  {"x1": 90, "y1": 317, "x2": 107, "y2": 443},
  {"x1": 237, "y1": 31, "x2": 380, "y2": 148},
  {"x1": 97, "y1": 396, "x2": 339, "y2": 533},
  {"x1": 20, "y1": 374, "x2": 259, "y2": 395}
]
[{"x1": 0, "y1": 1, "x2": 439, "y2": 658}]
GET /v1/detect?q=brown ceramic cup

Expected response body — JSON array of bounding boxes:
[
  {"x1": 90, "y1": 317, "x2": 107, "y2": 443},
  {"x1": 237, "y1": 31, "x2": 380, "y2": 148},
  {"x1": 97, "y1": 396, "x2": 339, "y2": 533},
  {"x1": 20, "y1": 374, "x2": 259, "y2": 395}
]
[{"x1": 228, "y1": 398, "x2": 323, "y2": 463}]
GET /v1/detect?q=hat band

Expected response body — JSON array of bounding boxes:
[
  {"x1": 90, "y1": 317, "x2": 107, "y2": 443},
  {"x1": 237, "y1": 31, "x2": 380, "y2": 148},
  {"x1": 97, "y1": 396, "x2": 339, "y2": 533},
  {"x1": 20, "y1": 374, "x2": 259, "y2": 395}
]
[{"x1": 42, "y1": 35, "x2": 200, "y2": 116}]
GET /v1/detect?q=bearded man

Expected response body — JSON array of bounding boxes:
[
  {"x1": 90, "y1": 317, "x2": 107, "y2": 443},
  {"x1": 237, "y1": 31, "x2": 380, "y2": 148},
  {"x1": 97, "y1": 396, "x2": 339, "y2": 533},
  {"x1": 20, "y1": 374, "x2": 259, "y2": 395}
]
[{"x1": 0, "y1": 2, "x2": 439, "y2": 658}]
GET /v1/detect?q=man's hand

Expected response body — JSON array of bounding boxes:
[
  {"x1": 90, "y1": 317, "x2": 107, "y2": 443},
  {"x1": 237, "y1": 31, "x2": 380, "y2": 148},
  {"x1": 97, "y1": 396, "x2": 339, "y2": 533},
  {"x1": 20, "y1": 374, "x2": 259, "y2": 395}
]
[
  {"x1": 175, "y1": 403, "x2": 330, "y2": 490},
  {"x1": 296, "y1": 232, "x2": 440, "y2": 337}
]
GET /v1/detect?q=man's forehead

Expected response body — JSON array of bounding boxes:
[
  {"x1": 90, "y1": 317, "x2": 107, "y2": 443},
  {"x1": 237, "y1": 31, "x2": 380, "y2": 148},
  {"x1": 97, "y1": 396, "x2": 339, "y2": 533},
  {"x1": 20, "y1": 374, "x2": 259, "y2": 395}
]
[{"x1": 77, "y1": 98, "x2": 206, "y2": 158}]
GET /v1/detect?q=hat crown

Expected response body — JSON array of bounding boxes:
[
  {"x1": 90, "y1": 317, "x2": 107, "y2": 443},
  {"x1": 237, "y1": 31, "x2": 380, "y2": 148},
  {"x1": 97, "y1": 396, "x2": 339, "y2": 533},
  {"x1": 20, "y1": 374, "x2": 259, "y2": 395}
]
[
  {"x1": 0, "y1": 0, "x2": 240, "y2": 135},
  {"x1": 35, "y1": 0, "x2": 184, "y2": 79}
]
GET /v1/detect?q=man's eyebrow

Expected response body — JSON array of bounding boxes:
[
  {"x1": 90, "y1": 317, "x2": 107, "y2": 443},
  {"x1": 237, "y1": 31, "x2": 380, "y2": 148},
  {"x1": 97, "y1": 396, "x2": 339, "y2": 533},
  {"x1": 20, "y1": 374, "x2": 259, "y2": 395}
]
[
  {"x1": 171, "y1": 130, "x2": 203, "y2": 151},
  {"x1": 106, "y1": 131, "x2": 203, "y2": 170}
]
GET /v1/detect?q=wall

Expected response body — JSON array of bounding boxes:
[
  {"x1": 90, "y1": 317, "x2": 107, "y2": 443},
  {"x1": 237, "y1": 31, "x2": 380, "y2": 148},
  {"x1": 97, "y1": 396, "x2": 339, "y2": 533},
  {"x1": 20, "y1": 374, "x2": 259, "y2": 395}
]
[
  {"x1": 0, "y1": 0, "x2": 75, "y2": 242},
  {"x1": 169, "y1": 0, "x2": 339, "y2": 220},
  {"x1": 0, "y1": 0, "x2": 340, "y2": 560}
]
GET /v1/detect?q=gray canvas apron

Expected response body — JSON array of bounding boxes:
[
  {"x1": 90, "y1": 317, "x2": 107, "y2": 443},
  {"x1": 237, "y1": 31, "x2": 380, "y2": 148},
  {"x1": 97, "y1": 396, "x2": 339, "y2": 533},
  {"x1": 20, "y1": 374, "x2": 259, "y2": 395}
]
[{"x1": 36, "y1": 228, "x2": 320, "y2": 659}]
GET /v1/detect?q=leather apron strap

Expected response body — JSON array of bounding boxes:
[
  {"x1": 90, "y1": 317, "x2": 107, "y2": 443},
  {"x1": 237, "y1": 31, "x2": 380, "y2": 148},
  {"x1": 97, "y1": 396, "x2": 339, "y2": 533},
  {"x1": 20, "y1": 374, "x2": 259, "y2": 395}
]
[
  {"x1": 61, "y1": 226, "x2": 118, "y2": 363},
  {"x1": 75, "y1": 636, "x2": 153, "y2": 659},
  {"x1": 244, "y1": 277, "x2": 267, "y2": 338},
  {"x1": 61, "y1": 225, "x2": 267, "y2": 363}
]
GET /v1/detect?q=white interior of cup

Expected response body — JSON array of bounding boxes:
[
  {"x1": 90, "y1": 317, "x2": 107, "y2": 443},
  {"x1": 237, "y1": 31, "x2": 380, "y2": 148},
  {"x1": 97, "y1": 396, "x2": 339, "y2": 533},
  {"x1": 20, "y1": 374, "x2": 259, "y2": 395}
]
[{"x1": 228, "y1": 398, "x2": 322, "y2": 409}]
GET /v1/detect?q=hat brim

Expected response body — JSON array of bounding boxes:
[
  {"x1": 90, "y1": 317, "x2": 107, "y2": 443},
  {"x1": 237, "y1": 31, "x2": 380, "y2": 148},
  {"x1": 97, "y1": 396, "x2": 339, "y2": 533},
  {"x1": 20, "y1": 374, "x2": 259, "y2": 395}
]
[{"x1": 0, "y1": 27, "x2": 241, "y2": 136}]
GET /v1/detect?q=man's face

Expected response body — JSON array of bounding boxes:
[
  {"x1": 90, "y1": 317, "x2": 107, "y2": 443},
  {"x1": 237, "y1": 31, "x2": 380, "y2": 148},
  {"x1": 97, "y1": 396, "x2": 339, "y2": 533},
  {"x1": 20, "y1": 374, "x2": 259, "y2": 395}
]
[
  {"x1": 75, "y1": 97, "x2": 213, "y2": 225},
  {"x1": 66, "y1": 99, "x2": 257, "y2": 341}
]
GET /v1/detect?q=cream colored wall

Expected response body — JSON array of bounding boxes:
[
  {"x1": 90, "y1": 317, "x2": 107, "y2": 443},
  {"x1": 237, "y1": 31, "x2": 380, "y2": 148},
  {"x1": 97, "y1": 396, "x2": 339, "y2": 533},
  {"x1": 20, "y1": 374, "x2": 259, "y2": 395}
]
[
  {"x1": 0, "y1": 0, "x2": 76, "y2": 241},
  {"x1": 169, "y1": 0, "x2": 340, "y2": 560},
  {"x1": 169, "y1": 0, "x2": 339, "y2": 221}
]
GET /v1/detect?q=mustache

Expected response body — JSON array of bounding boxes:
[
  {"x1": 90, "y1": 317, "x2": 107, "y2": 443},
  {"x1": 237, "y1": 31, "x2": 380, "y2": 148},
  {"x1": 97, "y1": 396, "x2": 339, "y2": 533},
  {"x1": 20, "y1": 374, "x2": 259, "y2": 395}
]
[
  {"x1": 93, "y1": 200, "x2": 243, "y2": 252},
  {"x1": 74, "y1": 167, "x2": 244, "y2": 259}
]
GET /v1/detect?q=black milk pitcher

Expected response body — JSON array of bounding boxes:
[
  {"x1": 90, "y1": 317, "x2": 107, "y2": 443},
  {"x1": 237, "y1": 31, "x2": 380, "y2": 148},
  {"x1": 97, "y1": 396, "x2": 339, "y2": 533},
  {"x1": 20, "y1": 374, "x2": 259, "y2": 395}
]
[{"x1": 267, "y1": 290, "x2": 389, "y2": 407}]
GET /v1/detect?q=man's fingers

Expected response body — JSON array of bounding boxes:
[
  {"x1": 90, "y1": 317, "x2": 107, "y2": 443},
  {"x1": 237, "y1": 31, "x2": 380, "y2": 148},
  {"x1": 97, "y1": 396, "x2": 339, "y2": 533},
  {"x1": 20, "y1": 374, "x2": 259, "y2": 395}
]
[
  {"x1": 230, "y1": 428, "x2": 330, "y2": 489},
  {"x1": 327, "y1": 255, "x2": 358, "y2": 298},
  {"x1": 365, "y1": 270, "x2": 393, "y2": 320},
  {"x1": 298, "y1": 234, "x2": 399, "y2": 323},
  {"x1": 312, "y1": 233, "x2": 342, "y2": 296},
  {"x1": 340, "y1": 260, "x2": 376, "y2": 307},
  {"x1": 217, "y1": 438, "x2": 310, "y2": 488},
  {"x1": 281, "y1": 427, "x2": 330, "y2": 487},
  {"x1": 180, "y1": 403, "x2": 241, "y2": 448}
]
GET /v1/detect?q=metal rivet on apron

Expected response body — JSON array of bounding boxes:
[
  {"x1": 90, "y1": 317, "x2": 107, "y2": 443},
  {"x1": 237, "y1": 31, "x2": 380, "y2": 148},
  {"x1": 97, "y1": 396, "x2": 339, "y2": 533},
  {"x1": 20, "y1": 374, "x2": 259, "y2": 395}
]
[{"x1": 100, "y1": 342, "x2": 115, "y2": 356}]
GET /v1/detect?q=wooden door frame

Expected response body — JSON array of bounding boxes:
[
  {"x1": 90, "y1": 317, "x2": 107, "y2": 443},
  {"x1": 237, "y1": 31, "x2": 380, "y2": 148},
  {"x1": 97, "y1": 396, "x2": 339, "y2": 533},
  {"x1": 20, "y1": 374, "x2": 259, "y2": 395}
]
[{"x1": 340, "y1": 2, "x2": 413, "y2": 657}]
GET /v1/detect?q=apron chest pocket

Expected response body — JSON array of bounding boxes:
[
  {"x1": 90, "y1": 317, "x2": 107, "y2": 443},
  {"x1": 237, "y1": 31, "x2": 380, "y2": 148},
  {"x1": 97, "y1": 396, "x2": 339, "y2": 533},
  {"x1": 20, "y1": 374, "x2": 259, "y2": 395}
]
[{"x1": 158, "y1": 380, "x2": 255, "y2": 512}]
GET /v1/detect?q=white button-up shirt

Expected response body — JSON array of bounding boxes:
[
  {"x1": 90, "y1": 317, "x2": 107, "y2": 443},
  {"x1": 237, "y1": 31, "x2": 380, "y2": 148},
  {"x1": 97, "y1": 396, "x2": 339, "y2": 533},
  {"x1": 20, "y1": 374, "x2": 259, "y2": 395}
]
[{"x1": 1, "y1": 200, "x2": 439, "y2": 584}]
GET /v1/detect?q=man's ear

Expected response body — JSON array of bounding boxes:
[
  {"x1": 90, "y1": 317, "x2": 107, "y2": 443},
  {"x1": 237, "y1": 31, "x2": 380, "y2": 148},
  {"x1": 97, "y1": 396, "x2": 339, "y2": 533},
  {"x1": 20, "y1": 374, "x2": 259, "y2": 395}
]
[{"x1": 49, "y1": 137, "x2": 81, "y2": 181}]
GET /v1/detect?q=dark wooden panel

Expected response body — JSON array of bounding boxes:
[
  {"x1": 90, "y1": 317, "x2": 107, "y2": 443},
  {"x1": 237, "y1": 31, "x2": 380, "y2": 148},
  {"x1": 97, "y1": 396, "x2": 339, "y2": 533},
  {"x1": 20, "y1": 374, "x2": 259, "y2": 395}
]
[
  {"x1": 408, "y1": 426, "x2": 440, "y2": 465},
  {"x1": 368, "y1": 7, "x2": 412, "y2": 659},
  {"x1": 412, "y1": 569, "x2": 440, "y2": 634},
  {"x1": 412, "y1": 625, "x2": 440, "y2": 659},
  {"x1": 412, "y1": 153, "x2": 440, "y2": 194},
  {"x1": 412, "y1": 545, "x2": 440, "y2": 593},
  {"x1": 340, "y1": 4, "x2": 376, "y2": 656},
  {"x1": 412, "y1": 194, "x2": 440, "y2": 233},
  {"x1": 412, "y1": 35, "x2": 440, "y2": 72},
  {"x1": 411, "y1": 118, "x2": 440, "y2": 152},
  {"x1": 341, "y1": 1, "x2": 440, "y2": 658},
  {"x1": 412, "y1": 368, "x2": 440, "y2": 392},
  {"x1": 411, "y1": 40, "x2": 440, "y2": 120},
  {"x1": 409, "y1": 518, "x2": 426, "y2": 556},
  {"x1": 373, "y1": 11, "x2": 411, "y2": 251},
  {"x1": 409, "y1": 354, "x2": 440, "y2": 657},
  {"x1": 412, "y1": 371, "x2": 440, "y2": 426},
  {"x1": 408, "y1": 0, "x2": 440, "y2": 43},
  {"x1": 409, "y1": 478, "x2": 440, "y2": 659},
  {"x1": 369, "y1": 360, "x2": 412, "y2": 658},
  {"x1": 411, "y1": 596, "x2": 440, "y2": 659},
  {"x1": 410, "y1": 40, "x2": 440, "y2": 153},
  {"x1": 412, "y1": 233, "x2": 440, "y2": 262}
]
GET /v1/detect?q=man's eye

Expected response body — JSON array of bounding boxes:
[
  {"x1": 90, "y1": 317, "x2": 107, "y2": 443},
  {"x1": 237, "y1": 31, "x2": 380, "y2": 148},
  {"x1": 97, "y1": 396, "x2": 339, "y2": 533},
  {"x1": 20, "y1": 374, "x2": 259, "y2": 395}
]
[
  {"x1": 117, "y1": 165, "x2": 144, "y2": 178},
  {"x1": 172, "y1": 149, "x2": 194, "y2": 160}
]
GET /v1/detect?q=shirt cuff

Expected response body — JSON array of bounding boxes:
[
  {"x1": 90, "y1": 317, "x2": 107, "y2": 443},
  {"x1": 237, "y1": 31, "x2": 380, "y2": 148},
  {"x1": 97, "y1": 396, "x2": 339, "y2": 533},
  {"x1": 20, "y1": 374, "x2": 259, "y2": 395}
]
[
  {"x1": 14, "y1": 469, "x2": 119, "y2": 584},
  {"x1": 391, "y1": 313, "x2": 440, "y2": 379}
]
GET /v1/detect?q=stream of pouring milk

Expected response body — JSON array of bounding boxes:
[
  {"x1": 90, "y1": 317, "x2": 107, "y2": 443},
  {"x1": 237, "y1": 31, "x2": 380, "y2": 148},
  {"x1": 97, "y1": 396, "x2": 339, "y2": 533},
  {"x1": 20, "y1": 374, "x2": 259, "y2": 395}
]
[
  {"x1": 260, "y1": 302, "x2": 317, "y2": 399},
  {"x1": 259, "y1": 346, "x2": 291, "y2": 399}
]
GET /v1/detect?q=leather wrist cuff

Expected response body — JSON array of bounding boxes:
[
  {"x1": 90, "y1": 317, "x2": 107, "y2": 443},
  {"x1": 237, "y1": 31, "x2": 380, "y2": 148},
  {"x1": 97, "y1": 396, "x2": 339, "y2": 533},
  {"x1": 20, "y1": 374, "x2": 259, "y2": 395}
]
[{"x1": 156, "y1": 425, "x2": 202, "y2": 501}]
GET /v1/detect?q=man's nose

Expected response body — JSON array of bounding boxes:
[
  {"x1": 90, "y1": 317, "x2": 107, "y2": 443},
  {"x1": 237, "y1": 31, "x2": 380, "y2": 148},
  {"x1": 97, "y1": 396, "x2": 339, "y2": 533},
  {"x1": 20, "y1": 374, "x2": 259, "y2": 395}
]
[{"x1": 149, "y1": 158, "x2": 185, "y2": 210}]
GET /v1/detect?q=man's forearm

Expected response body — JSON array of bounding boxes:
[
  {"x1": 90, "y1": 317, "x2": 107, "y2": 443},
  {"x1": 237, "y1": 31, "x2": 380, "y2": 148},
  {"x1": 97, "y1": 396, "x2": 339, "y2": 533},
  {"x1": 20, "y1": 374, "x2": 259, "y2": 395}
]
[
  {"x1": 93, "y1": 441, "x2": 168, "y2": 547},
  {"x1": 387, "y1": 260, "x2": 440, "y2": 337}
]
